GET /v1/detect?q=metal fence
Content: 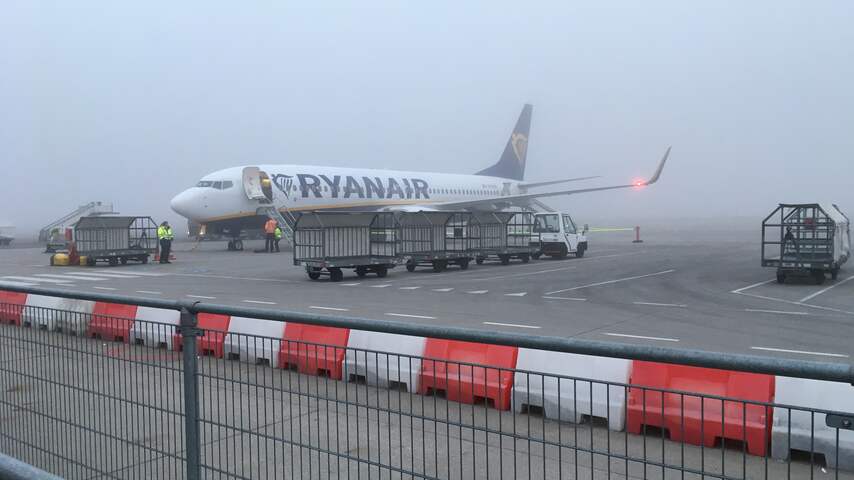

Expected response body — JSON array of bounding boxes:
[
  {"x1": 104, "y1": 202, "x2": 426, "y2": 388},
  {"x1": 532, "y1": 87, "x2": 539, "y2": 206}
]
[{"x1": 1, "y1": 285, "x2": 853, "y2": 479}]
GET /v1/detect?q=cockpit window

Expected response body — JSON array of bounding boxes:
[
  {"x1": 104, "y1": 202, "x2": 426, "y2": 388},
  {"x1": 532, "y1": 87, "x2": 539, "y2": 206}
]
[
  {"x1": 221, "y1": 180, "x2": 233, "y2": 189},
  {"x1": 196, "y1": 180, "x2": 233, "y2": 189},
  {"x1": 212, "y1": 181, "x2": 223, "y2": 189},
  {"x1": 196, "y1": 181, "x2": 214, "y2": 188}
]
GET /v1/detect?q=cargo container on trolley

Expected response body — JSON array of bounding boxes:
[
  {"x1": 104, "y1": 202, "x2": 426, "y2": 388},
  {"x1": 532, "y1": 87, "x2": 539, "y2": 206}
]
[
  {"x1": 398, "y1": 211, "x2": 474, "y2": 272},
  {"x1": 293, "y1": 211, "x2": 400, "y2": 282},
  {"x1": 470, "y1": 211, "x2": 538, "y2": 265},
  {"x1": 73, "y1": 216, "x2": 158, "y2": 266},
  {"x1": 762, "y1": 203, "x2": 850, "y2": 284}
]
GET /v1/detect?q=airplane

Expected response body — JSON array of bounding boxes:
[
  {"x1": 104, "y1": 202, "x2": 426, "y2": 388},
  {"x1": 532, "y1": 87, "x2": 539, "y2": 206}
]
[{"x1": 170, "y1": 104, "x2": 670, "y2": 250}]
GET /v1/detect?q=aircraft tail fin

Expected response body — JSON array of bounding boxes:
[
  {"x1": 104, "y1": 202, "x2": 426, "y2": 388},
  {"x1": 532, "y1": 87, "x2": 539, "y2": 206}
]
[{"x1": 476, "y1": 104, "x2": 532, "y2": 181}]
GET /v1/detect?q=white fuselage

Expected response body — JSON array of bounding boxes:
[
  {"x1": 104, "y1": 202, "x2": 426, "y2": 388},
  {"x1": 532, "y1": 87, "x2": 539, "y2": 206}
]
[{"x1": 171, "y1": 165, "x2": 522, "y2": 226}]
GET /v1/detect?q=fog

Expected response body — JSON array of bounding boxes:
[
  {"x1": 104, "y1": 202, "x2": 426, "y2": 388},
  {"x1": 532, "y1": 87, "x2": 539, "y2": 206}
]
[{"x1": 2, "y1": 1, "x2": 852, "y2": 236}]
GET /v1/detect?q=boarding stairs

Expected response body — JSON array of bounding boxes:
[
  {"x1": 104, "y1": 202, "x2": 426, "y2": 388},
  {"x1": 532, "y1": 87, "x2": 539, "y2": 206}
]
[
  {"x1": 256, "y1": 205, "x2": 296, "y2": 246},
  {"x1": 38, "y1": 201, "x2": 117, "y2": 242}
]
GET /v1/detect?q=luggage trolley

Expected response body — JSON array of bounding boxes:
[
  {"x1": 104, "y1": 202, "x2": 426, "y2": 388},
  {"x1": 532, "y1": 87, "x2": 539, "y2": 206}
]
[
  {"x1": 293, "y1": 211, "x2": 401, "y2": 282},
  {"x1": 470, "y1": 211, "x2": 538, "y2": 265},
  {"x1": 73, "y1": 216, "x2": 158, "y2": 266},
  {"x1": 762, "y1": 203, "x2": 850, "y2": 284},
  {"x1": 398, "y1": 211, "x2": 474, "y2": 272}
]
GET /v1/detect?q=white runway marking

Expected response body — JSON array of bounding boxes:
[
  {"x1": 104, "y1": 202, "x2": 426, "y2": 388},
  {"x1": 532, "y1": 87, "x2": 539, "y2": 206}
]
[
  {"x1": 750, "y1": 346, "x2": 849, "y2": 358},
  {"x1": 93, "y1": 286, "x2": 117, "y2": 291},
  {"x1": 340, "y1": 283, "x2": 361, "y2": 287},
  {"x1": 310, "y1": 306, "x2": 350, "y2": 312},
  {"x1": 35, "y1": 274, "x2": 106, "y2": 281},
  {"x1": 399, "y1": 286, "x2": 421, "y2": 290},
  {"x1": 243, "y1": 300, "x2": 277, "y2": 305},
  {"x1": 0, "y1": 280, "x2": 37, "y2": 287},
  {"x1": 745, "y1": 308, "x2": 810, "y2": 316},
  {"x1": 483, "y1": 321, "x2": 540, "y2": 329},
  {"x1": 799, "y1": 275, "x2": 854, "y2": 303},
  {"x1": 466, "y1": 290, "x2": 488, "y2": 294},
  {"x1": 174, "y1": 273, "x2": 295, "y2": 283},
  {"x1": 603, "y1": 332, "x2": 680, "y2": 342},
  {"x1": 633, "y1": 301, "x2": 687, "y2": 308},
  {"x1": 734, "y1": 290, "x2": 854, "y2": 316},
  {"x1": 432, "y1": 288, "x2": 454, "y2": 292},
  {"x1": 63, "y1": 272, "x2": 140, "y2": 279},
  {"x1": 3, "y1": 276, "x2": 73, "y2": 284},
  {"x1": 546, "y1": 269, "x2": 675, "y2": 295},
  {"x1": 135, "y1": 290, "x2": 162, "y2": 295},
  {"x1": 731, "y1": 279, "x2": 775, "y2": 294},
  {"x1": 467, "y1": 266, "x2": 577, "y2": 281},
  {"x1": 504, "y1": 292, "x2": 527, "y2": 297},
  {"x1": 542, "y1": 296, "x2": 587, "y2": 301},
  {"x1": 385, "y1": 313, "x2": 435, "y2": 320},
  {"x1": 371, "y1": 284, "x2": 393, "y2": 288},
  {"x1": 112, "y1": 271, "x2": 166, "y2": 276},
  {"x1": 187, "y1": 295, "x2": 217, "y2": 299}
]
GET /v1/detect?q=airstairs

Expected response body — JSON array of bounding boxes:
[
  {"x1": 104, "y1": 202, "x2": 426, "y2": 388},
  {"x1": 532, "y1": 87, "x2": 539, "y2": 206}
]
[
  {"x1": 38, "y1": 201, "x2": 117, "y2": 242},
  {"x1": 242, "y1": 167, "x2": 296, "y2": 246}
]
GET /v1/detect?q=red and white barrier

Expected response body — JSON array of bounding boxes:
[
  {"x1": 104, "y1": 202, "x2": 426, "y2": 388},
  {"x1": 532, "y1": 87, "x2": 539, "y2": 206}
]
[
  {"x1": 278, "y1": 323, "x2": 350, "y2": 379},
  {"x1": 22, "y1": 295, "x2": 95, "y2": 334},
  {"x1": 223, "y1": 316, "x2": 286, "y2": 365},
  {"x1": 344, "y1": 331, "x2": 426, "y2": 392},
  {"x1": 772, "y1": 376, "x2": 854, "y2": 470},
  {"x1": 627, "y1": 361, "x2": 775, "y2": 456},
  {"x1": 128, "y1": 307, "x2": 181, "y2": 349},
  {"x1": 173, "y1": 313, "x2": 230, "y2": 358},
  {"x1": 513, "y1": 349, "x2": 631, "y2": 430},
  {"x1": 0, "y1": 291, "x2": 28, "y2": 325},
  {"x1": 418, "y1": 339, "x2": 518, "y2": 410},
  {"x1": 87, "y1": 302, "x2": 138, "y2": 342}
]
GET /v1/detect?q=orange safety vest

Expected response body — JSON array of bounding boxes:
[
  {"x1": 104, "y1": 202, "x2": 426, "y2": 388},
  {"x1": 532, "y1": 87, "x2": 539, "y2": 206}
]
[{"x1": 264, "y1": 219, "x2": 277, "y2": 234}]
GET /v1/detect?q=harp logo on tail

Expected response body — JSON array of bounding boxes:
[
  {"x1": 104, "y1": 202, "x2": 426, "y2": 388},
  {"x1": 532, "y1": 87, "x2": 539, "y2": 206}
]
[{"x1": 511, "y1": 132, "x2": 528, "y2": 167}]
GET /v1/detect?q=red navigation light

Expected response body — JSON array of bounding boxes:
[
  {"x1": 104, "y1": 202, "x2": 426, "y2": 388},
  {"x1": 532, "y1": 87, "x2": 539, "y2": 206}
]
[{"x1": 633, "y1": 179, "x2": 645, "y2": 187}]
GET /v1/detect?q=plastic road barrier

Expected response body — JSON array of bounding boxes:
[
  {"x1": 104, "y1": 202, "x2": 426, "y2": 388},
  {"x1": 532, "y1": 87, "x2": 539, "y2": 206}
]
[
  {"x1": 0, "y1": 291, "x2": 28, "y2": 325},
  {"x1": 223, "y1": 316, "x2": 286, "y2": 365},
  {"x1": 513, "y1": 349, "x2": 631, "y2": 430},
  {"x1": 418, "y1": 339, "x2": 518, "y2": 411},
  {"x1": 772, "y1": 376, "x2": 854, "y2": 471},
  {"x1": 128, "y1": 307, "x2": 182, "y2": 349},
  {"x1": 278, "y1": 323, "x2": 350, "y2": 379},
  {"x1": 22, "y1": 295, "x2": 95, "y2": 334},
  {"x1": 173, "y1": 313, "x2": 230, "y2": 358},
  {"x1": 87, "y1": 302, "x2": 138, "y2": 342},
  {"x1": 344, "y1": 330, "x2": 426, "y2": 392},
  {"x1": 627, "y1": 361, "x2": 774, "y2": 456}
]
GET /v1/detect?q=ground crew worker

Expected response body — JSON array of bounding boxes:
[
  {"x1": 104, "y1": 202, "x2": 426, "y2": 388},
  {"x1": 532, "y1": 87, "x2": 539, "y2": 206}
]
[
  {"x1": 157, "y1": 221, "x2": 174, "y2": 264},
  {"x1": 273, "y1": 225, "x2": 283, "y2": 252},
  {"x1": 264, "y1": 218, "x2": 277, "y2": 253}
]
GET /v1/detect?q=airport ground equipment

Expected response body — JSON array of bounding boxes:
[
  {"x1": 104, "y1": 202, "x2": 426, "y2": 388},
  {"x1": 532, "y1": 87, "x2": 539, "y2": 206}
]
[
  {"x1": 399, "y1": 211, "x2": 474, "y2": 272},
  {"x1": 38, "y1": 201, "x2": 116, "y2": 243},
  {"x1": 470, "y1": 211, "x2": 537, "y2": 265},
  {"x1": 72, "y1": 216, "x2": 158, "y2": 266},
  {"x1": 293, "y1": 211, "x2": 400, "y2": 281},
  {"x1": 762, "y1": 203, "x2": 850, "y2": 284},
  {"x1": 0, "y1": 225, "x2": 14, "y2": 246},
  {"x1": 531, "y1": 211, "x2": 588, "y2": 259}
]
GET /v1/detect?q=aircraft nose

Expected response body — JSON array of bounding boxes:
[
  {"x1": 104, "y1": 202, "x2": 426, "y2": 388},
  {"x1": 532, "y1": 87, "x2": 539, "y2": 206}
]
[{"x1": 170, "y1": 190, "x2": 195, "y2": 219}]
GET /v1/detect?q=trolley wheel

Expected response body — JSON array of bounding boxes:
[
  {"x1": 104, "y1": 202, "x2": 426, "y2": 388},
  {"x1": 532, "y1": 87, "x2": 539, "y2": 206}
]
[
  {"x1": 520, "y1": 254, "x2": 530, "y2": 264},
  {"x1": 432, "y1": 260, "x2": 447, "y2": 273},
  {"x1": 459, "y1": 259, "x2": 470, "y2": 270},
  {"x1": 532, "y1": 253, "x2": 541, "y2": 260},
  {"x1": 227, "y1": 240, "x2": 234, "y2": 251},
  {"x1": 120, "y1": 257, "x2": 128, "y2": 265},
  {"x1": 108, "y1": 257, "x2": 119, "y2": 267},
  {"x1": 814, "y1": 271, "x2": 826, "y2": 285},
  {"x1": 355, "y1": 267, "x2": 368, "y2": 278},
  {"x1": 406, "y1": 262, "x2": 416, "y2": 272},
  {"x1": 375, "y1": 265, "x2": 389, "y2": 278},
  {"x1": 475, "y1": 257, "x2": 484, "y2": 265},
  {"x1": 141, "y1": 255, "x2": 149, "y2": 264},
  {"x1": 86, "y1": 256, "x2": 96, "y2": 267},
  {"x1": 49, "y1": 255, "x2": 56, "y2": 266},
  {"x1": 776, "y1": 273, "x2": 786, "y2": 284},
  {"x1": 575, "y1": 245, "x2": 585, "y2": 258},
  {"x1": 499, "y1": 254, "x2": 511, "y2": 265},
  {"x1": 307, "y1": 268, "x2": 322, "y2": 280},
  {"x1": 831, "y1": 268, "x2": 839, "y2": 281},
  {"x1": 234, "y1": 240, "x2": 244, "y2": 251},
  {"x1": 329, "y1": 268, "x2": 344, "y2": 282}
]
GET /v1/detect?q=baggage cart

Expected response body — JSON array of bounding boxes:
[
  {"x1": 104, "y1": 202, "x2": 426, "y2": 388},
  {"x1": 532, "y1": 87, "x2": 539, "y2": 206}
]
[
  {"x1": 762, "y1": 203, "x2": 850, "y2": 284},
  {"x1": 73, "y1": 216, "x2": 158, "y2": 266},
  {"x1": 398, "y1": 212, "x2": 474, "y2": 272},
  {"x1": 293, "y1": 212, "x2": 400, "y2": 282},
  {"x1": 470, "y1": 211, "x2": 538, "y2": 265}
]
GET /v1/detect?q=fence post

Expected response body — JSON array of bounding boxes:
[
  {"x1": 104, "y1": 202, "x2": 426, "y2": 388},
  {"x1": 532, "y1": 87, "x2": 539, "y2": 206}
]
[{"x1": 180, "y1": 306, "x2": 202, "y2": 480}]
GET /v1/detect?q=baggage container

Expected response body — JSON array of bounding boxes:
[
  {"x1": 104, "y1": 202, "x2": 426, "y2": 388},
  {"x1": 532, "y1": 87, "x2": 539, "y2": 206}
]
[
  {"x1": 399, "y1": 211, "x2": 474, "y2": 272},
  {"x1": 470, "y1": 211, "x2": 538, "y2": 265},
  {"x1": 74, "y1": 216, "x2": 158, "y2": 266}
]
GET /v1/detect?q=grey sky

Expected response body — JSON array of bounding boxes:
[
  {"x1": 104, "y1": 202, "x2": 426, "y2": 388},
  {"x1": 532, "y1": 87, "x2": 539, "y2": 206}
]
[{"x1": 2, "y1": 1, "x2": 852, "y2": 234}]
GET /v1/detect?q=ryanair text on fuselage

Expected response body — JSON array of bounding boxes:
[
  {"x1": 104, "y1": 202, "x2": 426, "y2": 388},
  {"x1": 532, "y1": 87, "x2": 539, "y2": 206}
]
[{"x1": 273, "y1": 173, "x2": 431, "y2": 200}]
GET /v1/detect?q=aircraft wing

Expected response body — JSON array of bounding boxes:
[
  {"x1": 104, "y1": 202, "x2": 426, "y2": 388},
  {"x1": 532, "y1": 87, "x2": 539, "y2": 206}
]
[{"x1": 431, "y1": 146, "x2": 670, "y2": 211}]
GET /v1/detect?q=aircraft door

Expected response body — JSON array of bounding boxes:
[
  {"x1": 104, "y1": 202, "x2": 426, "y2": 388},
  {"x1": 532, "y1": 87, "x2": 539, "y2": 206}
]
[{"x1": 242, "y1": 167, "x2": 274, "y2": 204}]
